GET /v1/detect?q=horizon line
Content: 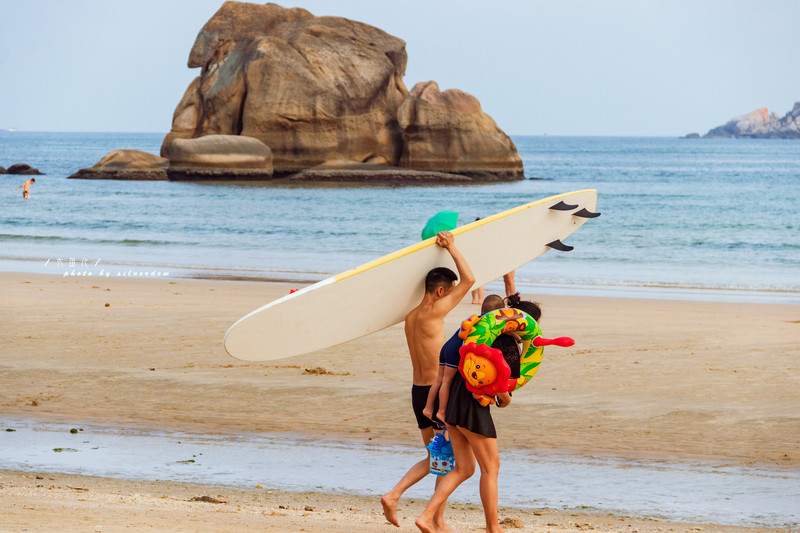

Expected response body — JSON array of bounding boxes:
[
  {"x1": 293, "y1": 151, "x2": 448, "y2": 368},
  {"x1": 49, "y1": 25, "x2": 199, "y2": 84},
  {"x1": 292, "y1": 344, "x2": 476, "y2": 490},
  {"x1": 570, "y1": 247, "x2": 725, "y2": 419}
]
[{"x1": 1, "y1": 130, "x2": 705, "y2": 139}]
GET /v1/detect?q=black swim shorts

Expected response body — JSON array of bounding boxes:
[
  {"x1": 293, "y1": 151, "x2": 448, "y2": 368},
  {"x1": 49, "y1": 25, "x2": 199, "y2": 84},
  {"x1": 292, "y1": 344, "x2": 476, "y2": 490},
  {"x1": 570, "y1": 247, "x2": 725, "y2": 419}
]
[{"x1": 411, "y1": 384, "x2": 441, "y2": 429}]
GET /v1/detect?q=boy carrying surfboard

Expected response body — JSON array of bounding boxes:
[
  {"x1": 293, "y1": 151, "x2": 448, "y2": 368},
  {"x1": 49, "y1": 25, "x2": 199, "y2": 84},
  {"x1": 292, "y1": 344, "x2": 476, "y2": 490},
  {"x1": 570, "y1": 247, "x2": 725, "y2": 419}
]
[{"x1": 381, "y1": 230, "x2": 475, "y2": 529}]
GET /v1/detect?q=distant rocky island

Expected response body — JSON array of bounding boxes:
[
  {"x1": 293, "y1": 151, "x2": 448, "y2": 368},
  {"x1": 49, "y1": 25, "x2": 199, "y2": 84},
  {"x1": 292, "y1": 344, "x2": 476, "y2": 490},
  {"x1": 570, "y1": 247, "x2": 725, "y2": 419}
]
[
  {"x1": 685, "y1": 102, "x2": 800, "y2": 139},
  {"x1": 71, "y1": 2, "x2": 523, "y2": 182},
  {"x1": 1, "y1": 163, "x2": 43, "y2": 175}
]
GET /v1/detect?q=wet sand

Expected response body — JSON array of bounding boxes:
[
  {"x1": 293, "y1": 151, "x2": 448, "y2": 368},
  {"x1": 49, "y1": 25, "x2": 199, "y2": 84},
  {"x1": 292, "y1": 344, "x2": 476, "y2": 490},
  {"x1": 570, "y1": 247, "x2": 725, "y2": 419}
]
[
  {"x1": 1, "y1": 272, "x2": 799, "y2": 531},
  {"x1": 2, "y1": 470, "x2": 791, "y2": 533}
]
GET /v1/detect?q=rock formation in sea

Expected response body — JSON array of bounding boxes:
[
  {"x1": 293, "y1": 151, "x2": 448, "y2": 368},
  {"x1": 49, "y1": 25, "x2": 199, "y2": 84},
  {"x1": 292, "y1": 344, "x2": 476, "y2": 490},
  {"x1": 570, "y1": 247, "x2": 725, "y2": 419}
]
[
  {"x1": 159, "y1": 1, "x2": 523, "y2": 181},
  {"x1": 398, "y1": 81, "x2": 523, "y2": 180},
  {"x1": 162, "y1": 2, "x2": 408, "y2": 177},
  {"x1": 2, "y1": 163, "x2": 44, "y2": 175},
  {"x1": 72, "y1": 2, "x2": 524, "y2": 181},
  {"x1": 701, "y1": 102, "x2": 800, "y2": 139},
  {"x1": 69, "y1": 137, "x2": 273, "y2": 180},
  {"x1": 68, "y1": 150, "x2": 168, "y2": 180},
  {"x1": 164, "y1": 135, "x2": 273, "y2": 179}
]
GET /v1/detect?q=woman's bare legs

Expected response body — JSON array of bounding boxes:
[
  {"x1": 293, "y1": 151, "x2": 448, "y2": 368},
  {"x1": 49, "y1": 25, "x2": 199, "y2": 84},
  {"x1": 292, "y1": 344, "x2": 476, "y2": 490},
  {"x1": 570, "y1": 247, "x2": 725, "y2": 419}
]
[
  {"x1": 415, "y1": 424, "x2": 476, "y2": 533},
  {"x1": 462, "y1": 428, "x2": 504, "y2": 533}
]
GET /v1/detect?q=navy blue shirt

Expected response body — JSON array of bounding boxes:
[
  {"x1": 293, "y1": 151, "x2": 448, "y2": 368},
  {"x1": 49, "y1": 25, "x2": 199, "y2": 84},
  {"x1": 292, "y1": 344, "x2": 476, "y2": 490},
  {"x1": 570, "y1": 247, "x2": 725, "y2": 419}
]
[
  {"x1": 441, "y1": 329, "x2": 522, "y2": 379},
  {"x1": 439, "y1": 329, "x2": 462, "y2": 368}
]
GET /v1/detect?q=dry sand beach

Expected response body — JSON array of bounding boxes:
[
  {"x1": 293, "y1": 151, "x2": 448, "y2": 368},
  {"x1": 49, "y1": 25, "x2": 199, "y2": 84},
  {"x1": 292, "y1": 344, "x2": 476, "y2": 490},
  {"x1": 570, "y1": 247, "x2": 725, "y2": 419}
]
[{"x1": 1, "y1": 271, "x2": 799, "y2": 532}]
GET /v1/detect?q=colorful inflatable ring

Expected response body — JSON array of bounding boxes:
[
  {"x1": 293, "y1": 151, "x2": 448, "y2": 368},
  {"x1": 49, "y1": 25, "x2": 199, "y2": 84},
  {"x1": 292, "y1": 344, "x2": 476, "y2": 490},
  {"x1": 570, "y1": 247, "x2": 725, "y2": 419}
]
[{"x1": 457, "y1": 308, "x2": 574, "y2": 406}]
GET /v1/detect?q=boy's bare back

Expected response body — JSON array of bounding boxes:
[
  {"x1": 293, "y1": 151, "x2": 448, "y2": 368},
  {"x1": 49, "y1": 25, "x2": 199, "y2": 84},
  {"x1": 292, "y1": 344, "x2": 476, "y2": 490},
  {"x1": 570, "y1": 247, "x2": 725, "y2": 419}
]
[
  {"x1": 405, "y1": 304, "x2": 448, "y2": 386},
  {"x1": 404, "y1": 231, "x2": 475, "y2": 387}
]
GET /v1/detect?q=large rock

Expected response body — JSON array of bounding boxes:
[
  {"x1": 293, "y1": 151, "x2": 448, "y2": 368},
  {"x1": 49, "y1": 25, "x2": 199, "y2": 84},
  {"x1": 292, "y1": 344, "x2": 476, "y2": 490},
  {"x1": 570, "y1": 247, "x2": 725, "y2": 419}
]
[
  {"x1": 162, "y1": 2, "x2": 408, "y2": 174},
  {"x1": 397, "y1": 81, "x2": 524, "y2": 180},
  {"x1": 68, "y1": 150, "x2": 168, "y2": 180},
  {"x1": 704, "y1": 102, "x2": 800, "y2": 139},
  {"x1": 164, "y1": 134, "x2": 273, "y2": 179}
]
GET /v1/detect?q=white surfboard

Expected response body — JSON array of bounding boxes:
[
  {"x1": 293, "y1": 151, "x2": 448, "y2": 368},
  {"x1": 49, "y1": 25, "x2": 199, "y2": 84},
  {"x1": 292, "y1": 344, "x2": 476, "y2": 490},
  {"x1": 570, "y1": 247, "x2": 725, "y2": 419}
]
[{"x1": 225, "y1": 189, "x2": 599, "y2": 361}]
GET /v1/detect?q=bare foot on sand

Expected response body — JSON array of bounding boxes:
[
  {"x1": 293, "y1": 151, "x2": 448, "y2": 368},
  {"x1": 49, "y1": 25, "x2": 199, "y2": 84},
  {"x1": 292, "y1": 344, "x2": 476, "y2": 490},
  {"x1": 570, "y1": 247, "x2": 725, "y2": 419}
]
[
  {"x1": 438, "y1": 522, "x2": 457, "y2": 533},
  {"x1": 415, "y1": 514, "x2": 435, "y2": 533},
  {"x1": 416, "y1": 515, "x2": 456, "y2": 533},
  {"x1": 380, "y1": 493, "x2": 399, "y2": 527}
]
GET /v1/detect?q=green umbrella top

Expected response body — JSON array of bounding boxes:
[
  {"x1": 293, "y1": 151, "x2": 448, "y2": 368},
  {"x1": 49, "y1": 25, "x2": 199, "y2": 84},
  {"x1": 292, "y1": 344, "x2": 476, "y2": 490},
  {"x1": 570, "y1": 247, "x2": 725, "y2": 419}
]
[{"x1": 421, "y1": 210, "x2": 459, "y2": 241}]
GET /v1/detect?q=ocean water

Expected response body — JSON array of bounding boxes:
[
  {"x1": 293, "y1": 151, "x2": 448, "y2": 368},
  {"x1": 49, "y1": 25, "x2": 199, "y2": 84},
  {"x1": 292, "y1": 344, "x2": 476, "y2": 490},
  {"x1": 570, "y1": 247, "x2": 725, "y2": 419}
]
[{"x1": 1, "y1": 131, "x2": 798, "y2": 302}]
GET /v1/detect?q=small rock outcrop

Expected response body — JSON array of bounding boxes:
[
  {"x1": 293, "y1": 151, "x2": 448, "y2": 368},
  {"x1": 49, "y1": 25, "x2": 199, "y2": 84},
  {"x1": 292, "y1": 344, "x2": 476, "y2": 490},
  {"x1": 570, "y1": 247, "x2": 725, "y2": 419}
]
[
  {"x1": 703, "y1": 102, "x2": 800, "y2": 139},
  {"x1": 164, "y1": 134, "x2": 273, "y2": 179},
  {"x1": 3, "y1": 163, "x2": 44, "y2": 175},
  {"x1": 398, "y1": 81, "x2": 523, "y2": 180},
  {"x1": 68, "y1": 150, "x2": 168, "y2": 180}
]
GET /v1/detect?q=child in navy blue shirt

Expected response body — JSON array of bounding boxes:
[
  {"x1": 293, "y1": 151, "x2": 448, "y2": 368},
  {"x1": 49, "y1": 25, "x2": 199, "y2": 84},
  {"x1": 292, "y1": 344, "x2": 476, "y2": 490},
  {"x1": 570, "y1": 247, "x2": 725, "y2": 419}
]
[{"x1": 422, "y1": 294, "x2": 505, "y2": 426}]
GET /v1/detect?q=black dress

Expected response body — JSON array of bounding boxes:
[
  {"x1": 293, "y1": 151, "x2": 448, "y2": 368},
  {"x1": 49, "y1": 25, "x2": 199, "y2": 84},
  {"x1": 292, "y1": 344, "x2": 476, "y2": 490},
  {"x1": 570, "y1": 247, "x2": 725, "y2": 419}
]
[
  {"x1": 440, "y1": 328, "x2": 497, "y2": 438},
  {"x1": 445, "y1": 372, "x2": 497, "y2": 438}
]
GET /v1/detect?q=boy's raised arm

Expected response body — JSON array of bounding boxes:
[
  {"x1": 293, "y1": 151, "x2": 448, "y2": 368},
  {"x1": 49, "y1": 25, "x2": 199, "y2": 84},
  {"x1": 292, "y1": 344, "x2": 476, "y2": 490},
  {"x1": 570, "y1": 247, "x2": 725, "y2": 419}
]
[{"x1": 435, "y1": 231, "x2": 475, "y2": 311}]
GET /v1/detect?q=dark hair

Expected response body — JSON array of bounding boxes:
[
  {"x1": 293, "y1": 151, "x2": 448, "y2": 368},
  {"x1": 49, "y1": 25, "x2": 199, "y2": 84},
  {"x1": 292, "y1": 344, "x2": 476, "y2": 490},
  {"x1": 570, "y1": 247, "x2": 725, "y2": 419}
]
[
  {"x1": 505, "y1": 292, "x2": 542, "y2": 321},
  {"x1": 491, "y1": 334, "x2": 520, "y2": 379},
  {"x1": 425, "y1": 267, "x2": 457, "y2": 294},
  {"x1": 480, "y1": 294, "x2": 504, "y2": 315}
]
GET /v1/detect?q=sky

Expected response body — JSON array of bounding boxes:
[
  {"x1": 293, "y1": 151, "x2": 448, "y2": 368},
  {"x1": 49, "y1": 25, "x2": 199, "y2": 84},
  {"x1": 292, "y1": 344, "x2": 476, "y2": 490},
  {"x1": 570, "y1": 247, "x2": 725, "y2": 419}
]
[{"x1": 1, "y1": 0, "x2": 799, "y2": 136}]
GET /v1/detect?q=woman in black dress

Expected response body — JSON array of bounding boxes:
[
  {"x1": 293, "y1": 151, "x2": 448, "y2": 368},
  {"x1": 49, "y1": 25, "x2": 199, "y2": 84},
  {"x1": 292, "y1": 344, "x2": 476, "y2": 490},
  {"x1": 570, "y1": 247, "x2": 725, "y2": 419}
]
[{"x1": 415, "y1": 333, "x2": 520, "y2": 533}]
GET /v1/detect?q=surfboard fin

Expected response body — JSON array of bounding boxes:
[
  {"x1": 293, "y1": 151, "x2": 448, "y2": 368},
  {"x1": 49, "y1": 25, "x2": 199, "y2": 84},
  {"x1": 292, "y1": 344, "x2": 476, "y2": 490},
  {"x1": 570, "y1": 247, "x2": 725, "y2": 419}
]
[
  {"x1": 546, "y1": 239, "x2": 574, "y2": 252},
  {"x1": 572, "y1": 208, "x2": 601, "y2": 218},
  {"x1": 549, "y1": 201, "x2": 579, "y2": 211}
]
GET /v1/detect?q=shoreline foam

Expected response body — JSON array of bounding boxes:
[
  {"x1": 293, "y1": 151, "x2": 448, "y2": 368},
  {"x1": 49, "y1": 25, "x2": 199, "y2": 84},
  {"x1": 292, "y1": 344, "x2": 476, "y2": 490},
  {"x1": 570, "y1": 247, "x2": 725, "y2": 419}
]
[{"x1": 2, "y1": 258, "x2": 798, "y2": 304}]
